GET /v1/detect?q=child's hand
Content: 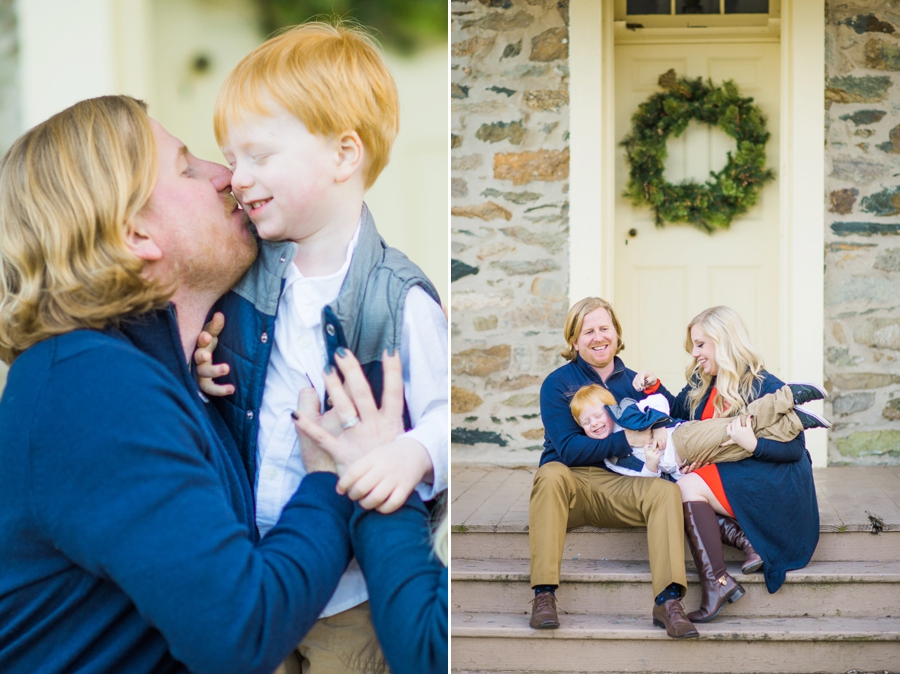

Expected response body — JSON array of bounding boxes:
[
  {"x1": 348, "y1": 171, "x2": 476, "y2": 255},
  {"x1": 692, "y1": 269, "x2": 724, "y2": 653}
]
[
  {"x1": 337, "y1": 438, "x2": 434, "y2": 513},
  {"x1": 722, "y1": 415, "x2": 757, "y2": 452},
  {"x1": 633, "y1": 371, "x2": 658, "y2": 391},
  {"x1": 644, "y1": 443, "x2": 662, "y2": 473},
  {"x1": 651, "y1": 426, "x2": 668, "y2": 453},
  {"x1": 194, "y1": 312, "x2": 235, "y2": 397}
]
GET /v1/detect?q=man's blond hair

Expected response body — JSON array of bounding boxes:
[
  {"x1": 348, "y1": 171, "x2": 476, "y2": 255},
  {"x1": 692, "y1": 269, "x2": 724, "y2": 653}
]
[
  {"x1": 214, "y1": 21, "x2": 399, "y2": 189},
  {"x1": 0, "y1": 96, "x2": 170, "y2": 364},
  {"x1": 569, "y1": 384, "x2": 617, "y2": 423}
]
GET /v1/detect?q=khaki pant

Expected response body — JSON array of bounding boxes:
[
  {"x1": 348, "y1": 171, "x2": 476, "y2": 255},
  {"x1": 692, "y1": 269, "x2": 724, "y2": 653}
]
[
  {"x1": 529, "y1": 462, "x2": 686, "y2": 597},
  {"x1": 273, "y1": 601, "x2": 389, "y2": 674},
  {"x1": 671, "y1": 385, "x2": 802, "y2": 466}
]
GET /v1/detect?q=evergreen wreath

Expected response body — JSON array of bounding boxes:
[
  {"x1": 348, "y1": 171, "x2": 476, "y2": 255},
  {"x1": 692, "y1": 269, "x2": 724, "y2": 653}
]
[{"x1": 621, "y1": 70, "x2": 775, "y2": 234}]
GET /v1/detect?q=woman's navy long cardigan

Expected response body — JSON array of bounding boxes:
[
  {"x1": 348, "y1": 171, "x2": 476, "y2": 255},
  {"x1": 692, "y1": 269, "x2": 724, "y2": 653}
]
[{"x1": 669, "y1": 371, "x2": 820, "y2": 593}]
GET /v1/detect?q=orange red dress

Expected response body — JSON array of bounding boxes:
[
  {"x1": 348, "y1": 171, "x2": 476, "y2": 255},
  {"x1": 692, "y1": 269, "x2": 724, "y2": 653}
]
[{"x1": 691, "y1": 388, "x2": 736, "y2": 518}]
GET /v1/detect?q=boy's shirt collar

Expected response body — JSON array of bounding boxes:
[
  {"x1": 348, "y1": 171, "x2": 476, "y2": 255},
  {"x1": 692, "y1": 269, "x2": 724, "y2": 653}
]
[{"x1": 283, "y1": 210, "x2": 364, "y2": 289}]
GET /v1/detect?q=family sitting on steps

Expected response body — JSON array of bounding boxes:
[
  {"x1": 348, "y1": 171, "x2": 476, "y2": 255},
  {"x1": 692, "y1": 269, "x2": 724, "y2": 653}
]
[{"x1": 529, "y1": 300, "x2": 825, "y2": 638}]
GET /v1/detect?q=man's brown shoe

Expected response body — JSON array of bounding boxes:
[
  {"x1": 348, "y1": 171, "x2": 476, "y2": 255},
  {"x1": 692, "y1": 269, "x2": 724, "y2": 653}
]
[
  {"x1": 529, "y1": 591, "x2": 560, "y2": 629},
  {"x1": 652, "y1": 599, "x2": 699, "y2": 639}
]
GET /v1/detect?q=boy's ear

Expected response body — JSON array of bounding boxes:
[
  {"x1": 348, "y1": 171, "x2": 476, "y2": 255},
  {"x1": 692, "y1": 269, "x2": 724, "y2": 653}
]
[
  {"x1": 334, "y1": 130, "x2": 364, "y2": 183},
  {"x1": 124, "y1": 217, "x2": 163, "y2": 262}
]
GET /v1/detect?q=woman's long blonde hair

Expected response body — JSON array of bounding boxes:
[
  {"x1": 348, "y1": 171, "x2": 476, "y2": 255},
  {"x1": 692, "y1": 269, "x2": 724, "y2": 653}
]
[
  {"x1": 684, "y1": 306, "x2": 765, "y2": 419},
  {"x1": 0, "y1": 96, "x2": 170, "y2": 364}
]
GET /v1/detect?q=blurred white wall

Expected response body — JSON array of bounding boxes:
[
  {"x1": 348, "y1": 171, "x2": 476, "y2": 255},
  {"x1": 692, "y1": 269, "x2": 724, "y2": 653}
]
[
  {"x1": 15, "y1": 0, "x2": 448, "y2": 294},
  {"x1": 0, "y1": 0, "x2": 447, "y2": 396}
]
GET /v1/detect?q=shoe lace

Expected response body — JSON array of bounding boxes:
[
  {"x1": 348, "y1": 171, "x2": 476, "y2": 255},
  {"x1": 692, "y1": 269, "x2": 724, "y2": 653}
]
[{"x1": 530, "y1": 592, "x2": 560, "y2": 610}]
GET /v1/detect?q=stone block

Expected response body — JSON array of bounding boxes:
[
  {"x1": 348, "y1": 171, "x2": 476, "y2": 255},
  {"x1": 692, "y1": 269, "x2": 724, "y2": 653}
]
[
  {"x1": 826, "y1": 75, "x2": 893, "y2": 103},
  {"x1": 452, "y1": 259, "x2": 480, "y2": 282},
  {"x1": 832, "y1": 392, "x2": 876, "y2": 415},
  {"x1": 522, "y1": 427, "x2": 545, "y2": 440},
  {"x1": 452, "y1": 385, "x2": 484, "y2": 414},
  {"x1": 501, "y1": 301, "x2": 567, "y2": 329},
  {"x1": 826, "y1": 346, "x2": 863, "y2": 366},
  {"x1": 874, "y1": 247, "x2": 900, "y2": 271},
  {"x1": 452, "y1": 427, "x2": 508, "y2": 446},
  {"x1": 829, "y1": 188, "x2": 858, "y2": 214},
  {"x1": 530, "y1": 27, "x2": 568, "y2": 62},
  {"x1": 452, "y1": 177, "x2": 468, "y2": 198},
  {"x1": 883, "y1": 398, "x2": 900, "y2": 420},
  {"x1": 452, "y1": 35, "x2": 495, "y2": 57},
  {"x1": 830, "y1": 156, "x2": 889, "y2": 183},
  {"x1": 829, "y1": 372, "x2": 900, "y2": 390},
  {"x1": 501, "y1": 40, "x2": 521, "y2": 59},
  {"x1": 838, "y1": 109, "x2": 887, "y2": 125},
  {"x1": 452, "y1": 344, "x2": 511, "y2": 377},
  {"x1": 523, "y1": 88, "x2": 569, "y2": 112},
  {"x1": 835, "y1": 430, "x2": 900, "y2": 459},
  {"x1": 831, "y1": 221, "x2": 900, "y2": 236},
  {"x1": 826, "y1": 242, "x2": 877, "y2": 252},
  {"x1": 502, "y1": 393, "x2": 540, "y2": 407},
  {"x1": 860, "y1": 186, "x2": 900, "y2": 214},
  {"x1": 473, "y1": 315, "x2": 498, "y2": 331},
  {"x1": 462, "y1": 10, "x2": 533, "y2": 32},
  {"x1": 452, "y1": 289, "x2": 515, "y2": 311},
  {"x1": 453, "y1": 154, "x2": 483, "y2": 171},
  {"x1": 478, "y1": 0, "x2": 513, "y2": 8},
  {"x1": 530, "y1": 276, "x2": 567, "y2": 301},
  {"x1": 824, "y1": 275, "x2": 895, "y2": 305},
  {"x1": 494, "y1": 147, "x2": 570, "y2": 185},
  {"x1": 486, "y1": 374, "x2": 542, "y2": 390},
  {"x1": 853, "y1": 317, "x2": 900, "y2": 350},
  {"x1": 481, "y1": 188, "x2": 542, "y2": 204},
  {"x1": 841, "y1": 13, "x2": 896, "y2": 34},
  {"x1": 452, "y1": 83, "x2": 470, "y2": 99},
  {"x1": 452, "y1": 201, "x2": 513, "y2": 221},
  {"x1": 451, "y1": 134, "x2": 462, "y2": 149},
  {"x1": 490, "y1": 259, "x2": 560, "y2": 275},
  {"x1": 865, "y1": 37, "x2": 900, "y2": 71},
  {"x1": 501, "y1": 225, "x2": 567, "y2": 253},
  {"x1": 488, "y1": 85, "x2": 516, "y2": 97},
  {"x1": 475, "y1": 120, "x2": 526, "y2": 145}
]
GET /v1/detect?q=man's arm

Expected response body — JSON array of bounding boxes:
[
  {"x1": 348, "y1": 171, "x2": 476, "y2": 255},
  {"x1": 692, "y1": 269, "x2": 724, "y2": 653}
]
[
  {"x1": 540, "y1": 371, "x2": 633, "y2": 466},
  {"x1": 30, "y1": 347, "x2": 352, "y2": 674}
]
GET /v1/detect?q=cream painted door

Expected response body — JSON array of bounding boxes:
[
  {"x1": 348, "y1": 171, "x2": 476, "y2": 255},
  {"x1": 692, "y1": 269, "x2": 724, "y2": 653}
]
[{"x1": 614, "y1": 41, "x2": 780, "y2": 392}]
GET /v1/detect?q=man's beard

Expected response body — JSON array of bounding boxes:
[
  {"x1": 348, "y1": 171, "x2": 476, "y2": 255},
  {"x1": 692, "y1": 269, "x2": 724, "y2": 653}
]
[{"x1": 176, "y1": 219, "x2": 258, "y2": 297}]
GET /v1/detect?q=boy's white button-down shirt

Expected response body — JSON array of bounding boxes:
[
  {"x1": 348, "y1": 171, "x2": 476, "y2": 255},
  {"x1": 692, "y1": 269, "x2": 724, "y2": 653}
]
[{"x1": 254, "y1": 220, "x2": 449, "y2": 618}]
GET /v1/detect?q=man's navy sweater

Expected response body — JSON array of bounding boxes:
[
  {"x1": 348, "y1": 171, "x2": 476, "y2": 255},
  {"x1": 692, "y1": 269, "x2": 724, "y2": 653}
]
[
  {"x1": 538, "y1": 354, "x2": 673, "y2": 467},
  {"x1": 0, "y1": 309, "x2": 355, "y2": 674}
]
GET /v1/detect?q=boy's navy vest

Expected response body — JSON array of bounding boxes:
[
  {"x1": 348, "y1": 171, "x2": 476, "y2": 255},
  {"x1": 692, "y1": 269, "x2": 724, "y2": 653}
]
[{"x1": 210, "y1": 205, "x2": 441, "y2": 490}]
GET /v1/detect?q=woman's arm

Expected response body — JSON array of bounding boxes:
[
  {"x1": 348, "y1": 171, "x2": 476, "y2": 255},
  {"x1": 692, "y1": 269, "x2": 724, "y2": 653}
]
[
  {"x1": 350, "y1": 497, "x2": 447, "y2": 674},
  {"x1": 669, "y1": 381, "x2": 695, "y2": 422}
]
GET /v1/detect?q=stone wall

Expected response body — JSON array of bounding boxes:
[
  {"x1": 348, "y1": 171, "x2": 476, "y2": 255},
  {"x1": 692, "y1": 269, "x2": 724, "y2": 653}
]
[
  {"x1": 450, "y1": 0, "x2": 569, "y2": 461},
  {"x1": 825, "y1": 2, "x2": 900, "y2": 465}
]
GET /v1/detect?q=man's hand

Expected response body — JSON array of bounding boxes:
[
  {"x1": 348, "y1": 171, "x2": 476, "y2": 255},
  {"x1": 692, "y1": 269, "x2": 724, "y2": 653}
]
[
  {"x1": 194, "y1": 312, "x2": 235, "y2": 397},
  {"x1": 722, "y1": 415, "x2": 757, "y2": 453},
  {"x1": 632, "y1": 371, "x2": 658, "y2": 391}
]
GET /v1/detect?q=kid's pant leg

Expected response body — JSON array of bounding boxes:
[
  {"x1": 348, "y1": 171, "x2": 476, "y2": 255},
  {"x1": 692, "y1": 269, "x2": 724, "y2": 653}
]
[
  {"x1": 529, "y1": 462, "x2": 595, "y2": 586},
  {"x1": 749, "y1": 386, "x2": 804, "y2": 442},
  {"x1": 586, "y1": 471, "x2": 687, "y2": 598},
  {"x1": 671, "y1": 419, "x2": 752, "y2": 465},
  {"x1": 295, "y1": 601, "x2": 388, "y2": 674}
]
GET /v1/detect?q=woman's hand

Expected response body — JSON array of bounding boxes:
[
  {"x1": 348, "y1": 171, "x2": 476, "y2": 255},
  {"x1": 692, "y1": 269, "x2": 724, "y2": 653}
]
[
  {"x1": 651, "y1": 426, "x2": 668, "y2": 453},
  {"x1": 722, "y1": 415, "x2": 757, "y2": 453},
  {"x1": 292, "y1": 349, "x2": 432, "y2": 513},
  {"x1": 632, "y1": 371, "x2": 658, "y2": 391},
  {"x1": 194, "y1": 312, "x2": 235, "y2": 397}
]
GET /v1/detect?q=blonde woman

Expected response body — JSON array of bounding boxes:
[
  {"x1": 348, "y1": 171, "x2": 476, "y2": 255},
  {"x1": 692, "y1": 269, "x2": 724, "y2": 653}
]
[{"x1": 671, "y1": 306, "x2": 819, "y2": 623}]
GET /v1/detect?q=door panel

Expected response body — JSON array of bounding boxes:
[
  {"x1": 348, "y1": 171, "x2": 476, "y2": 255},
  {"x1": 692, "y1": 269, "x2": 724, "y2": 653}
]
[{"x1": 614, "y1": 42, "x2": 780, "y2": 390}]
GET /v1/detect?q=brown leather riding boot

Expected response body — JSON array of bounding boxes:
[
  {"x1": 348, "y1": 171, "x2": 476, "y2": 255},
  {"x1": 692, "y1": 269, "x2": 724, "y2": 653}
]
[
  {"x1": 683, "y1": 501, "x2": 745, "y2": 623},
  {"x1": 718, "y1": 515, "x2": 763, "y2": 574}
]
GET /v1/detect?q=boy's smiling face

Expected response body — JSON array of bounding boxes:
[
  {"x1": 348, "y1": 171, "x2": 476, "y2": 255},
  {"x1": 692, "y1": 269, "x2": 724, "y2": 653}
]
[
  {"x1": 221, "y1": 101, "x2": 343, "y2": 243},
  {"x1": 578, "y1": 403, "x2": 615, "y2": 440}
]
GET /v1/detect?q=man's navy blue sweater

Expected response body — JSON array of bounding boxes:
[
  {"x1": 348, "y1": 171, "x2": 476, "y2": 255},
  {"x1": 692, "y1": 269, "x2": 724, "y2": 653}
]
[
  {"x1": 0, "y1": 309, "x2": 355, "y2": 674},
  {"x1": 539, "y1": 354, "x2": 672, "y2": 467}
]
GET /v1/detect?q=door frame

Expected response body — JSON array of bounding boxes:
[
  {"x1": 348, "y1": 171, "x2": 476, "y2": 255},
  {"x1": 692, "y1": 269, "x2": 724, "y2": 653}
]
[{"x1": 568, "y1": 0, "x2": 826, "y2": 466}]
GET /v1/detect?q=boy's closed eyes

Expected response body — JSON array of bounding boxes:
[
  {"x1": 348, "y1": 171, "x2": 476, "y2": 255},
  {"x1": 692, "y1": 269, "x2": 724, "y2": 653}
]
[{"x1": 578, "y1": 404, "x2": 615, "y2": 440}]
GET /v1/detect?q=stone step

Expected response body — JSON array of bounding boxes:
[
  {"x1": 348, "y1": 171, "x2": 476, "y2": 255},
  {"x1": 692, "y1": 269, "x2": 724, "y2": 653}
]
[
  {"x1": 451, "y1": 528, "x2": 900, "y2": 563},
  {"x1": 451, "y1": 558, "x2": 900, "y2": 618},
  {"x1": 450, "y1": 612, "x2": 900, "y2": 673}
]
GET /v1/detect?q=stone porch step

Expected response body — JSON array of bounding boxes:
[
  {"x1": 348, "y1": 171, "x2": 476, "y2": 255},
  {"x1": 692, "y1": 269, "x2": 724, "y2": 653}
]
[
  {"x1": 451, "y1": 613, "x2": 900, "y2": 673},
  {"x1": 451, "y1": 558, "x2": 900, "y2": 618}
]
